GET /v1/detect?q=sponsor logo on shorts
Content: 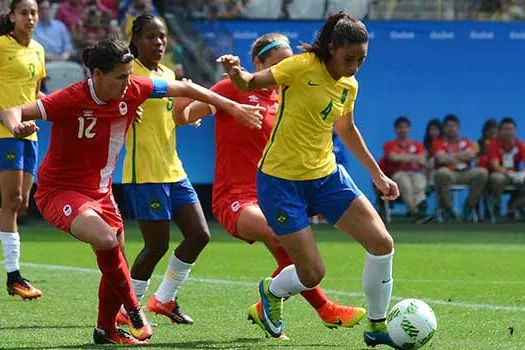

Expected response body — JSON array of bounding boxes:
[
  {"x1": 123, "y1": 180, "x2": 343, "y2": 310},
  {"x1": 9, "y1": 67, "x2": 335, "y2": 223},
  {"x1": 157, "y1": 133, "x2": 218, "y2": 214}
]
[
  {"x1": 5, "y1": 151, "x2": 16, "y2": 163},
  {"x1": 150, "y1": 199, "x2": 161, "y2": 211},
  {"x1": 231, "y1": 201, "x2": 241, "y2": 212},
  {"x1": 119, "y1": 102, "x2": 128, "y2": 116},
  {"x1": 276, "y1": 212, "x2": 287, "y2": 225},
  {"x1": 63, "y1": 204, "x2": 72, "y2": 217}
]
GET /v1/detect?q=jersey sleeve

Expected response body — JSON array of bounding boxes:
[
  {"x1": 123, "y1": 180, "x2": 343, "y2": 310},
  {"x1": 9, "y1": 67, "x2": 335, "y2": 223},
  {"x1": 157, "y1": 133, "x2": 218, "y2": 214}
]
[
  {"x1": 383, "y1": 141, "x2": 394, "y2": 157},
  {"x1": 132, "y1": 76, "x2": 156, "y2": 105},
  {"x1": 416, "y1": 142, "x2": 427, "y2": 156},
  {"x1": 431, "y1": 139, "x2": 445, "y2": 155},
  {"x1": 343, "y1": 81, "x2": 359, "y2": 115},
  {"x1": 270, "y1": 54, "x2": 309, "y2": 86},
  {"x1": 487, "y1": 142, "x2": 499, "y2": 163},
  {"x1": 36, "y1": 87, "x2": 75, "y2": 122}
]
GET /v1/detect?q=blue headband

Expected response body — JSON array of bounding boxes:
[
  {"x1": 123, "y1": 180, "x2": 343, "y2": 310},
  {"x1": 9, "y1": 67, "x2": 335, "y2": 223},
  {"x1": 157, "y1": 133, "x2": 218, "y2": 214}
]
[{"x1": 257, "y1": 40, "x2": 290, "y2": 57}]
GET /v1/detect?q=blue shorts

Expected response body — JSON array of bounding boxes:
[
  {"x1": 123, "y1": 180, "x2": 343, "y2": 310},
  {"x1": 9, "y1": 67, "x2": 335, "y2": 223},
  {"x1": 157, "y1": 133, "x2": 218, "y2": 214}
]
[
  {"x1": 0, "y1": 138, "x2": 38, "y2": 177},
  {"x1": 257, "y1": 165, "x2": 363, "y2": 235},
  {"x1": 123, "y1": 178, "x2": 200, "y2": 221}
]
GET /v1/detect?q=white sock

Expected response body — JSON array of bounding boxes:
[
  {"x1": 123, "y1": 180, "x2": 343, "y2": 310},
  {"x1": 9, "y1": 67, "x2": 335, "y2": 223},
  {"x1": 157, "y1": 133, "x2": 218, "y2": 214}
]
[
  {"x1": 363, "y1": 251, "x2": 394, "y2": 320},
  {"x1": 155, "y1": 254, "x2": 193, "y2": 304},
  {"x1": 1, "y1": 232, "x2": 20, "y2": 273},
  {"x1": 132, "y1": 278, "x2": 150, "y2": 302},
  {"x1": 269, "y1": 265, "x2": 311, "y2": 298}
]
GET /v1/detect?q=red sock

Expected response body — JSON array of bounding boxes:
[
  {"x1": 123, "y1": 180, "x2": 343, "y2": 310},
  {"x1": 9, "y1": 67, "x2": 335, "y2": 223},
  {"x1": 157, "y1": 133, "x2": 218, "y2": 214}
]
[
  {"x1": 270, "y1": 246, "x2": 328, "y2": 309},
  {"x1": 95, "y1": 246, "x2": 139, "y2": 311},
  {"x1": 97, "y1": 274, "x2": 121, "y2": 334}
]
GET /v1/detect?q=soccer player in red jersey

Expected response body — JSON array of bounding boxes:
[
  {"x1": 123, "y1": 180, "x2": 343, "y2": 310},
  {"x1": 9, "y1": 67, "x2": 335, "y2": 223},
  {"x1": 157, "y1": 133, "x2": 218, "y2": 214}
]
[
  {"x1": 174, "y1": 33, "x2": 363, "y2": 337},
  {"x1": 0, "y1": 39, "x2": 264, "y2": 345}
]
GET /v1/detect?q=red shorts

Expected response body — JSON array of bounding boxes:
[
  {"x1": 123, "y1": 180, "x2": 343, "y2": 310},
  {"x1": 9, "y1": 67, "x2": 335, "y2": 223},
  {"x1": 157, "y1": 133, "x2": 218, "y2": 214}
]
[
  {"x1": 35, "y1": 188, "x2": 124, "y2": 235},
  {"x1": 212, "y1": 196, "x2": 258, "y2": 244}
]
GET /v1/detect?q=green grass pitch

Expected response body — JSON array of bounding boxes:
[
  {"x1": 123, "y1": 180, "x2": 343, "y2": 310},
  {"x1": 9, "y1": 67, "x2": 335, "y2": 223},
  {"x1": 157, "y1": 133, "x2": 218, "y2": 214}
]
[{"x1": 1, "y1": 221, "x2": 524, "y2": 349}]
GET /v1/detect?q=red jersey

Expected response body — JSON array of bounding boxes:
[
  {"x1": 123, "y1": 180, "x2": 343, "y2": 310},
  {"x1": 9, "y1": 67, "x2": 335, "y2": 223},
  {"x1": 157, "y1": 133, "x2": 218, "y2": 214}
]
[
  {"x1": 382, "y1": 139, "x2": 426, "y2": 174},
  {"x1": 36, "y1": 77, "x2": 154, "y2": 194},
  {"x1": 211, "y1": 79, "x2": 278, "y2": 200},
  {"x1": 431, "y1": 137, "x2": 476, "y2": 170},
  {"x1": 488, "y1": 138, "x2": 525, "y2": 171}
]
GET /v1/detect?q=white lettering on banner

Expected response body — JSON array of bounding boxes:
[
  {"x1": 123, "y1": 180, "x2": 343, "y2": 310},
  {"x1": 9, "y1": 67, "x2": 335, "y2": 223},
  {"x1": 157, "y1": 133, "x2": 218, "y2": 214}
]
[
  {"x1": 469, "y1": 31, "x2": 495, "y2": 40},
  {"x1": 233, "y1": 31, "x2": 258, "y2": 39},
  {"x1": 282, "y1": 31, "x2": 298, "y2": 39},
  {"x1": 369, "y1": 31, "x2": 375, "y2": 39},
  {"x1": 509, "y1": 31, "x2": 525, "y2": 40},
  {"x1": 429, "y1": 31, "x2": 455, "y2": 40},
  {"x1": 390, "y1": 31, "x2": 415, "y2": 40}
]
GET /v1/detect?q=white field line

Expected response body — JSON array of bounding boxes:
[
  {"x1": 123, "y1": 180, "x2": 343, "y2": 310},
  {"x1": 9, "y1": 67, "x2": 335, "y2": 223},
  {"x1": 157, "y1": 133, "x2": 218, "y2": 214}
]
[{"x1": 6, "y1": 261, "x2": 525, "y2": 312}]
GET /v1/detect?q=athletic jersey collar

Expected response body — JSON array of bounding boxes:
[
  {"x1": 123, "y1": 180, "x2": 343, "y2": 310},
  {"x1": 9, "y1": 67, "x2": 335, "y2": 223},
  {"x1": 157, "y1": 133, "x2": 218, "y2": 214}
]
[
  {"x1": 135, "y1": 58, "x2": 164, "y2": 75},
  {"x1": 88, "y1": 78, "x2": 106, "y2": 105}
]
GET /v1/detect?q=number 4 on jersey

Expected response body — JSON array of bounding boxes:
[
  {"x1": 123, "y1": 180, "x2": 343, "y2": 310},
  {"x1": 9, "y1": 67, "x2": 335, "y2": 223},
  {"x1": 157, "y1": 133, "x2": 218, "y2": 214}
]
[{"x1": 320, "y1": 100, "x2": 333, "y2": 120}]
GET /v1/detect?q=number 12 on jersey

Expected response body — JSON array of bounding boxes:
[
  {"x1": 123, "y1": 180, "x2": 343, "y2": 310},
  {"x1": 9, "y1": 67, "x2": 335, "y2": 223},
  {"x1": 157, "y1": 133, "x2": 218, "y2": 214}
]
[{"x1": 77, "y1": 117, "x2": 97, "y2": 139}]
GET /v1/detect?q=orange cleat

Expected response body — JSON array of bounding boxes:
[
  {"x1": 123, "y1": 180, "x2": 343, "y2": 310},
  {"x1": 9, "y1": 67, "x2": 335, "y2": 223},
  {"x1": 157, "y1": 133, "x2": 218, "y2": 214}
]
[
  {"x1": 7, "y1": 279, "x2": 42, "y2": 300},
  {"x1": 116, "y1": 308, "x2": 131, "y2": 326},
  {"x1": 147, "y1": 295, "x2": 194, "y2": 324},
  {"x1": 93, "y1": 327, "x2": 147, "y2": 345},
  {"x1": 316, "y1": 300, "x2": 367, "y2": 329},
  {"x1": 127, "y1": 306, "x2": 153, "y2": 340}
]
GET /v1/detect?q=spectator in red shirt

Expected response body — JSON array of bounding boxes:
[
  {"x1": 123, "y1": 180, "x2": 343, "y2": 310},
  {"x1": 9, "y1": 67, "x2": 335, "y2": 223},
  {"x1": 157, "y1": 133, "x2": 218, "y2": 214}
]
[
  {"x1": 477, "y1": 118, "x2": 498, "y2": 169},
  {"x1": 383, "y1": 116, "x2": 428, "y2": 218},
  {"x1": 432, "y1": 114, "x2": 488, "y2": 221},
  {"x1": 488, "y1": 117, "x2": 525, "y2": 217}
]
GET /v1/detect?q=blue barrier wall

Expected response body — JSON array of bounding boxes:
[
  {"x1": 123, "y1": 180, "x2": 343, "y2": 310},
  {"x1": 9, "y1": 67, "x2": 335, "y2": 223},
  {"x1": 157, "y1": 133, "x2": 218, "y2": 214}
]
[{"x1": 35, "y1": 21, "x2": 525, "y2": 202}]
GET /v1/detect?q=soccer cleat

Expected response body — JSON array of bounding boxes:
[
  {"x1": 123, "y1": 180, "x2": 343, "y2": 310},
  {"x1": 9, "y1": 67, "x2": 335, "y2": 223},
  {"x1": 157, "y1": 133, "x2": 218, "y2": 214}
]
[
  {"x1": 127, "y1": 306, "x2": 153, "y2": 340},
  {"x1": 93, "y1": 327, "x2": 147, "y2": 345},
  {"x1": 7, "y1": 278, "x2": 42, "y2": 300},
  {"x1": 247, "y1": 302, "x2": 289, "y2": 340},
  {"x1": 363, "y1": 320, "x2": 402, "y2": 349},
  {"x1": 258, "y1": 277, "x2": 284, "y2": 338},
  {"x1": 116, "y1": 307, "x2": 131, "y2": 326},
  {"x1": 316, "y1": 300, "x2": 367, "y2": 329},
  {"x1": 147, "y1": 295, "x2": 194, "y2": 324}
]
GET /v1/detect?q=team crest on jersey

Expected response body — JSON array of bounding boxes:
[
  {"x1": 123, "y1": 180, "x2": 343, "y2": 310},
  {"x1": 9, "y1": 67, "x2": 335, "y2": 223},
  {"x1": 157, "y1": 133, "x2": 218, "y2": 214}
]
[
  {"x1": 5, "y1": 151, "x2": 16, "y2": 163},
  {"x1": 276, "y1": 212, "x2": 288, "y2": 225},
  {"x1": 63, "y1": 204, "x2": 72, "y2": 217},
  {"x1": 150, "y1": 199, "x2": 161, "y2": 211},
  {"x1": 248, "y1": 95, "x2": 259, "y2": 103},
  {"x1": 119, "y1": 102, "x2": 128, "y2": 116}
]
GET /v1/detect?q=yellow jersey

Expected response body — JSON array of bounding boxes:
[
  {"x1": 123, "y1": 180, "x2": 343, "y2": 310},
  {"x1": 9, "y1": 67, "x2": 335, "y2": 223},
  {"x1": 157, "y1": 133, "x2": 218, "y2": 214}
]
[
  {"x1": 122, "y1": 59, "x2": 187, "y2": 184},
  {"x1": 0, "y1": 35, "x2": 46, "y2": 141},
  {"x1": 259, "y1": 52, "x2": 358, "y2": 180}
]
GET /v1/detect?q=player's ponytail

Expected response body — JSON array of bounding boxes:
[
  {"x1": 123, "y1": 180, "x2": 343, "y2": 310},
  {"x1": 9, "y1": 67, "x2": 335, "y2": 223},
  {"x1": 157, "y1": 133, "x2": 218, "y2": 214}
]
[
  {"x1": 129, "y1": 14, "x2": 156, "y2": 58},
  {"x1": 0, "y1": 0, "x2": 23, "y2": 36},
  {"x1": 301, "y1": 11, "x2": 368, "y2": 63}
]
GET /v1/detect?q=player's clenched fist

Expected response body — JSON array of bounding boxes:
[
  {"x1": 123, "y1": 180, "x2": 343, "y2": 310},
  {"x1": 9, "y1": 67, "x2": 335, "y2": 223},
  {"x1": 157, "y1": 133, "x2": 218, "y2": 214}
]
[{"x1": 12, "y1": 121, "x2": 39, "y2": 138}]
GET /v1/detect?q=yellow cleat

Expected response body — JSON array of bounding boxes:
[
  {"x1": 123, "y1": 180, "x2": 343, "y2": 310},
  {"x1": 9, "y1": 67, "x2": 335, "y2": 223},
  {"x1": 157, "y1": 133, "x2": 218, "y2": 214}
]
[{"x1": 247, "y1": 302, "x2": 289, "y2": 340}]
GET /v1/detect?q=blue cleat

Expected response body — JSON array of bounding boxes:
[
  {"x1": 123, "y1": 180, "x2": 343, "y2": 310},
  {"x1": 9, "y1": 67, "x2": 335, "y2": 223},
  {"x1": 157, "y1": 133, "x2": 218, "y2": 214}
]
[
  {"x1": 364, "y1": 320, "x2": 402, "y2": 349},
  {"x1": 258, "y1": 277, "x2": 284, "y2": 338}
]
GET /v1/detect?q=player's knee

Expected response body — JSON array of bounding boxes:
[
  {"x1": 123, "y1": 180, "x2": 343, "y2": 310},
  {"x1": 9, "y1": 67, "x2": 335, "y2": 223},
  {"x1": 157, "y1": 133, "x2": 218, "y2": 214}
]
[
  {"x1": 96, "y1": 233, "x2": 119, "y2": 250},
  {"x1": 435, "y1": 168, "x2": 452, "y2": 184},
  {"x1": 3, "y1": 191, "x2": 23, "y2": 212},
  {"x1": 189, "y1": 228, "x2": 211, "y2": 248},
  {"x1": 367, "y1": 233, "x2": 394, "y2": 256},
  {"x1": 299, "y1": 263, "x2": 325, "y2": 288}
]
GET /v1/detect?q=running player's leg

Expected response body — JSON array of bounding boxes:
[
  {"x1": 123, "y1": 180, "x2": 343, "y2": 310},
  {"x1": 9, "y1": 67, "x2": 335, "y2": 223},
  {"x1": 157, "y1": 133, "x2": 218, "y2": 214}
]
[
  {"x1": 0, "y1": 139, "x2": 41, "y2": 299},
  {"x1": 70, "y1": 209, "x2": 152, "y2": 341},
  {"x1": 149, "y1": 179, "x2": 209, "y2": 324}
]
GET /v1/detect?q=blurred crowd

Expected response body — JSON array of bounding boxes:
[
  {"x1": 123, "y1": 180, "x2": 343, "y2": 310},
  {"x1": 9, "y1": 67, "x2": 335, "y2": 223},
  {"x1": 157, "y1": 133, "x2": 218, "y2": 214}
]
[{"x1": 376, "y1": 116, "x2": 525, "y2": 223}]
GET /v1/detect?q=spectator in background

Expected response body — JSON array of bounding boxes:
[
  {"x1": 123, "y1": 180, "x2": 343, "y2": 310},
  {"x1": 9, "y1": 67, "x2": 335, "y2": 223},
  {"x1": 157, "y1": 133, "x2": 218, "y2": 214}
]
[
  {"x1": 55, "y1": 0, "x2": 84, "y2": 31},
  {"x1": 488, "y1": 117, "x2": 525, "y2": 218},
  {"x1": 0, "y1": 0, "x2": 8, "y2": 13},
  {"x1": 70, "y1": 3, "x2": 112, "y2": 59},
  {"x1": 325, "y1": 0, "x2": 370, "y2": 19},
  {"x1": 241, "y1": 0, "x2": 285, "y2": 19},
  {"x1": 423, "y1": 118, "x2": 442, "y2": 184},
  {"x1": 287, "y1": 0, "x2": 324, "y2": 19},
  {"x1": 433, "y1": 114, "x2": 488, "y2": 221},
  {"x1": 122, "y1": 0, "x2": 159, "y2": 39},
  {"x1": 477, "y1": 118, "x2": 498, "y2": 169},
  {"x1": 383, "y1": 116, "x2": 428, "y2": 218},
  {"x1": 165, "y1": 35, "x2": 185, "y2": 79},
  {"x1": 34, "y1": 0, "x2": 73, "y2": 62},
  {"x1": 492, "y1": 0, "x2": 524, "y2": 20}
]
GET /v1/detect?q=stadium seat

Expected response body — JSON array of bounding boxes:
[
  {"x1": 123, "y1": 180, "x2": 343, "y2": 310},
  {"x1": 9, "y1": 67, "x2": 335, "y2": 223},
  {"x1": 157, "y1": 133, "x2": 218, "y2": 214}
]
[
  {"x1": 45, "y1": 61, "x2": 86, "y2": 93},
  {"x1": 435, "y1": 184, "x2": 482, "y2": 223},
  {"x1": 485, "y1": 185, "x2": 519, "y2": 223}
]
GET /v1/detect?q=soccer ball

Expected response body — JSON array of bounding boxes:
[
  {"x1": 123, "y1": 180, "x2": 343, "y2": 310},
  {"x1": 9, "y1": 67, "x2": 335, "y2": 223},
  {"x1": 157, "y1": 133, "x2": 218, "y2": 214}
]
[{"x1": 387, "y1": 299, "x2": 437, "y2": 349}]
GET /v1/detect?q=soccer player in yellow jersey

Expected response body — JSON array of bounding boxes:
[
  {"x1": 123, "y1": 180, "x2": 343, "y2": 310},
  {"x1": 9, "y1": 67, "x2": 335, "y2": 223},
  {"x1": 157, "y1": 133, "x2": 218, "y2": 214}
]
[
  {"x1": 0, "y1": 0, "x2": 45, "y2": 300},
  {"x1": 117, "y1": 15, "x2": 212, "y2": 325},
  {"x1": 219, "y1": 12, "x2": 402, "y2": 349}
]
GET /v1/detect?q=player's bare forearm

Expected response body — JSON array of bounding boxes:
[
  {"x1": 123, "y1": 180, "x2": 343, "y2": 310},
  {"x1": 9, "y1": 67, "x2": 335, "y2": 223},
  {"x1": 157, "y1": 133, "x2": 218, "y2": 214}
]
[
  {"x1": 174, "y1": 101, "x2": 212, "y2": 125},
  {"x1": 229, "y1": 69, "x2": 276, "y2": 91},
  {"x1": 436, "y1": 152, "x2": 453, "y2": 165},
  {"x1": 455, "y1": 150, "x2": 475, "y2": 162},
  {"x1": 168, "y1": 80, "x2": 237, "y2": 113},
  {"x1": 336, "y1": 115, "x2": 382, "y2": 178},
  {"x1": 0, "y1": 107, "x2": 22, "y2": 132}
]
